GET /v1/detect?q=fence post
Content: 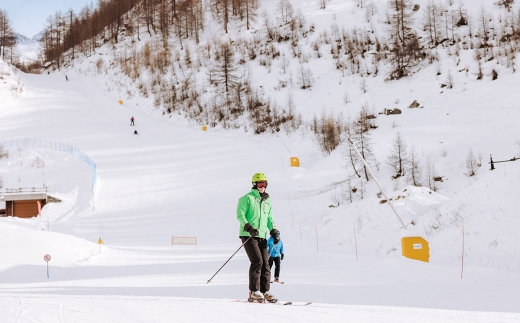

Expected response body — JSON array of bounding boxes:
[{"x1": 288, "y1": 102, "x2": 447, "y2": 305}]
[
  {"x1": 461, "y1": 226, "x2": 465, "y2": 278},
  {"x1": 354, "y1": 223, "x2": 358, "y2": 260},
  {"x1": 315, "y1": 225, "x2": 319, "y2": 253}
]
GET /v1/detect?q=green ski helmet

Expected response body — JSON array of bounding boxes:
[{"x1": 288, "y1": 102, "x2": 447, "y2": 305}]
[{"x1": 252, "y1": 173, "x2": 268, "y2": 183}]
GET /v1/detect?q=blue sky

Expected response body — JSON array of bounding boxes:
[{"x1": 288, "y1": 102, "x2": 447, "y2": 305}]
[{"x1": 0, "y1": 0, "x2": 93, "y2": 38}]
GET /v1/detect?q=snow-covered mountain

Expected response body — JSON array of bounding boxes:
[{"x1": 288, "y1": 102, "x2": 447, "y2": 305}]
[
  {"x1": 11, "y1": 31, "x2": 43, "y2": 64},
  {"x1": 14, "y1": 32, "x2": 30, "y2": 43},
  {"x1": 16, "y1": 41, "x2": 41, "y2": 63},
  {"x1": 31, "y1": 30, "x2": 45, "y2": 42}
]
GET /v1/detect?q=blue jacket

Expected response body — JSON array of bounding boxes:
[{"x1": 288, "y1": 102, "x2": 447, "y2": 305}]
[{"x1": 267, "y1": 236, "x2": 284, "y2": 258}]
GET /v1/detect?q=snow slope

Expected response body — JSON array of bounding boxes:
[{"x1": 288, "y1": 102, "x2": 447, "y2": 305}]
[
  {"x1": 0, "y1": 60, "x2": 23, "y2": 109},
  {"x1": 1, "y1": 54, "x2": 519, "y2": 322},
  {"x1": 1, "y1": 0, "x2": 520, "y2": 321}
]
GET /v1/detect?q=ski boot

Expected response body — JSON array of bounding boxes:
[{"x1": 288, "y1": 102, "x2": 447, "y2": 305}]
[
  {"x1": 263, "y1": 291, "x2": 278, "y2": 303},
  {"x1": 248, "y1": 291, "x2": 265, "y2": 303}
]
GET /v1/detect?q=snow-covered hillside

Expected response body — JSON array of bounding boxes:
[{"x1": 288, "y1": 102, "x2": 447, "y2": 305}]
[
  {"x1": 2, "y1": 0, "x2": 520, "y2": 321},
  {"x1": 0, "y1": 59, "x2": 23, "y2": 108},
  {"x1": 55, "y1": 0, "x2": 520, "y2": 265},
  {"x1": 1, "y1": 54, "x2": 520, "y2": 322}
]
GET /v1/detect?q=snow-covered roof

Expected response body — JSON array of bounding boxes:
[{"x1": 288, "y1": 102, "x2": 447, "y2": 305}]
[{"x1": 1, "y1": 192, "x2": 47, "y2": 202}]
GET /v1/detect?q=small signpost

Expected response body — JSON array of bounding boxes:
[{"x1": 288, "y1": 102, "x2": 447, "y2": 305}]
[
  {"x1": 44, "y1": 254, "x2": 51, "y2": 278},
  {"x1": 171, "y1": 236, "x2": 197, "y2": 250},
  {"x1": 97, "y1": 220, "x2": 104, "y2": 253}
]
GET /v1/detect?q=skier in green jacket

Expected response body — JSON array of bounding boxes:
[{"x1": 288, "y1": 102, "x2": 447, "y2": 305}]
[{"x1": 237, "y1": 173, "x2": 280, "y2": 303}]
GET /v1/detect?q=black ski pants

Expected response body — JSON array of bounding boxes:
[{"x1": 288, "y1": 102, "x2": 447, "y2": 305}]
[
  {"x1": 241, "y1": 237, "x2": 271, "y2": 293},
  {"x1": 269, "y1": 256, "x2": 281, "y2": 278}
]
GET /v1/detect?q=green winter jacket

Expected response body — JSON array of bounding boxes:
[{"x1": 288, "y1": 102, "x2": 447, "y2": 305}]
[{"x1": 237, "y1": 189, "x2": 275, "y2": 239}]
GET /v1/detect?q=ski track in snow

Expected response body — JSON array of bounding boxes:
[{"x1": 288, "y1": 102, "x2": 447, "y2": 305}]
[{"x1": 1, "y1": 295, "x2": 519, "y2": 323}]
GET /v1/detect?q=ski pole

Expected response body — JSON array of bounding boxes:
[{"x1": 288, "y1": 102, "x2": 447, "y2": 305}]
[{"x1": 207, "y1": 236, "x2": 252, "y2": 284}]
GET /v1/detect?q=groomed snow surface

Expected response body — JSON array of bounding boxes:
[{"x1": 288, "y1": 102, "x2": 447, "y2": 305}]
[
  {"x1": 2, "y1": 1, "x2": 520, "y2": 321},
  {"x1": 1, "y1": 59, "x2": 519, "y2": 323}
]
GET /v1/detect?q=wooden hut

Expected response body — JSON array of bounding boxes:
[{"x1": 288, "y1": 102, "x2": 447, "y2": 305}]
[{"x1": 0, "y1": 192, "x2": 60, "y2": 218}]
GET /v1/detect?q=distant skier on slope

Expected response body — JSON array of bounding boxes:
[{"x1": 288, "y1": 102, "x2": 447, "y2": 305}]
[
  {"x1": 267, "y1": 231, "x2": 284, "y2": 283},
  {"x1": 130, "y1": 116, "x2": 135, "y2": 126},
  {"x1": 134, "y1": 130, "x2": 138, "y2": 135},
  {"x1": 237, "y1": 173, "x2": 280, "y2": 303}
]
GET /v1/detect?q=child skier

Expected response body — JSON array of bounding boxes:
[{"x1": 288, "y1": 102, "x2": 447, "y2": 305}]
[
  {"x1": 237, "y1": 173, "x2": 280, "y2": 303},
  {"x1": 130, "y1": 116, "x2": 135, "y2": 126},
  {"x1": 267, "y1": 231, "x2": 284, "y2": 283}
]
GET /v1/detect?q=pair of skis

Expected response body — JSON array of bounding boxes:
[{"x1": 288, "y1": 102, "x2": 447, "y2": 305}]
[{"x1": 233, "y1": 300, "x2": 312, "y2": 306}]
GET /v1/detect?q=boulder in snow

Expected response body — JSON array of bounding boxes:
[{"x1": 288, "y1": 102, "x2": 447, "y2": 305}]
[{"x1": 408, "y1": 100, "x2": 420, "y2": 108}]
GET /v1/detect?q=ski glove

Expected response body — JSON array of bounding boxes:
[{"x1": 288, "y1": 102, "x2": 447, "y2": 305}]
[
  {"x1": 270, "y1": 229, "x2": 280, "y2": 244},
  {"x1": 244, "y1": 223, "x2": 259, "y2": 237},
  {"x1": 281, "y1": 254, "x2": 284, "y2": 261}
]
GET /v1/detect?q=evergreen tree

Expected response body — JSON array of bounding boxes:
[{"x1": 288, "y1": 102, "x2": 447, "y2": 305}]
[
  {"x1": 407, "y1": 146, "x2": 422, "y2": 186},
  {"x1": 425, "y1": 155, "x2": 438, "y2": 191},
  {"x1": 242, "y1": 0, "x2": 258, "y2": 30},
  {"x1": 349, "y1": 107, "x2": 376, "y2": 182},
  {"x1": 423, "y1": 0, "x2": 441, "y2": 46},
  {"x1": 386, "y1": 132, "x2": 408, "y2": 179},
  {"x1": 387, "y1": 0, "x2": 422, "y2": 80},
  {"x1": 0, "y1": 9, "x2": 16, "y2": 59},
  {"x1": 211, "y1": 0, "x2": 232, "y2": 33},
  {"x1": 212, "y1": 41, "x2": 240, "y2": 93}
]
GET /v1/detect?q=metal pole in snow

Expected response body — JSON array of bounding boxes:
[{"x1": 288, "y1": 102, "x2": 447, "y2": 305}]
[
  {"x1": 277, "y1": 135, "x2": 292, "y2": 154},
  {"x1": 354, "y1": 223, "x2": 358, "y2": 260},
  {"x1": 347, "y1": 137, "x2": 407, "y2": 229},
  {"x1": 316, "y1": 225, "x2": 319, "y2": 253},
  {"x1": 99, "y1": 220, "x2": 102, "y2": 253},
  {"x1": 461, "y1": 226, "x2": 465, "y2": 278}
]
